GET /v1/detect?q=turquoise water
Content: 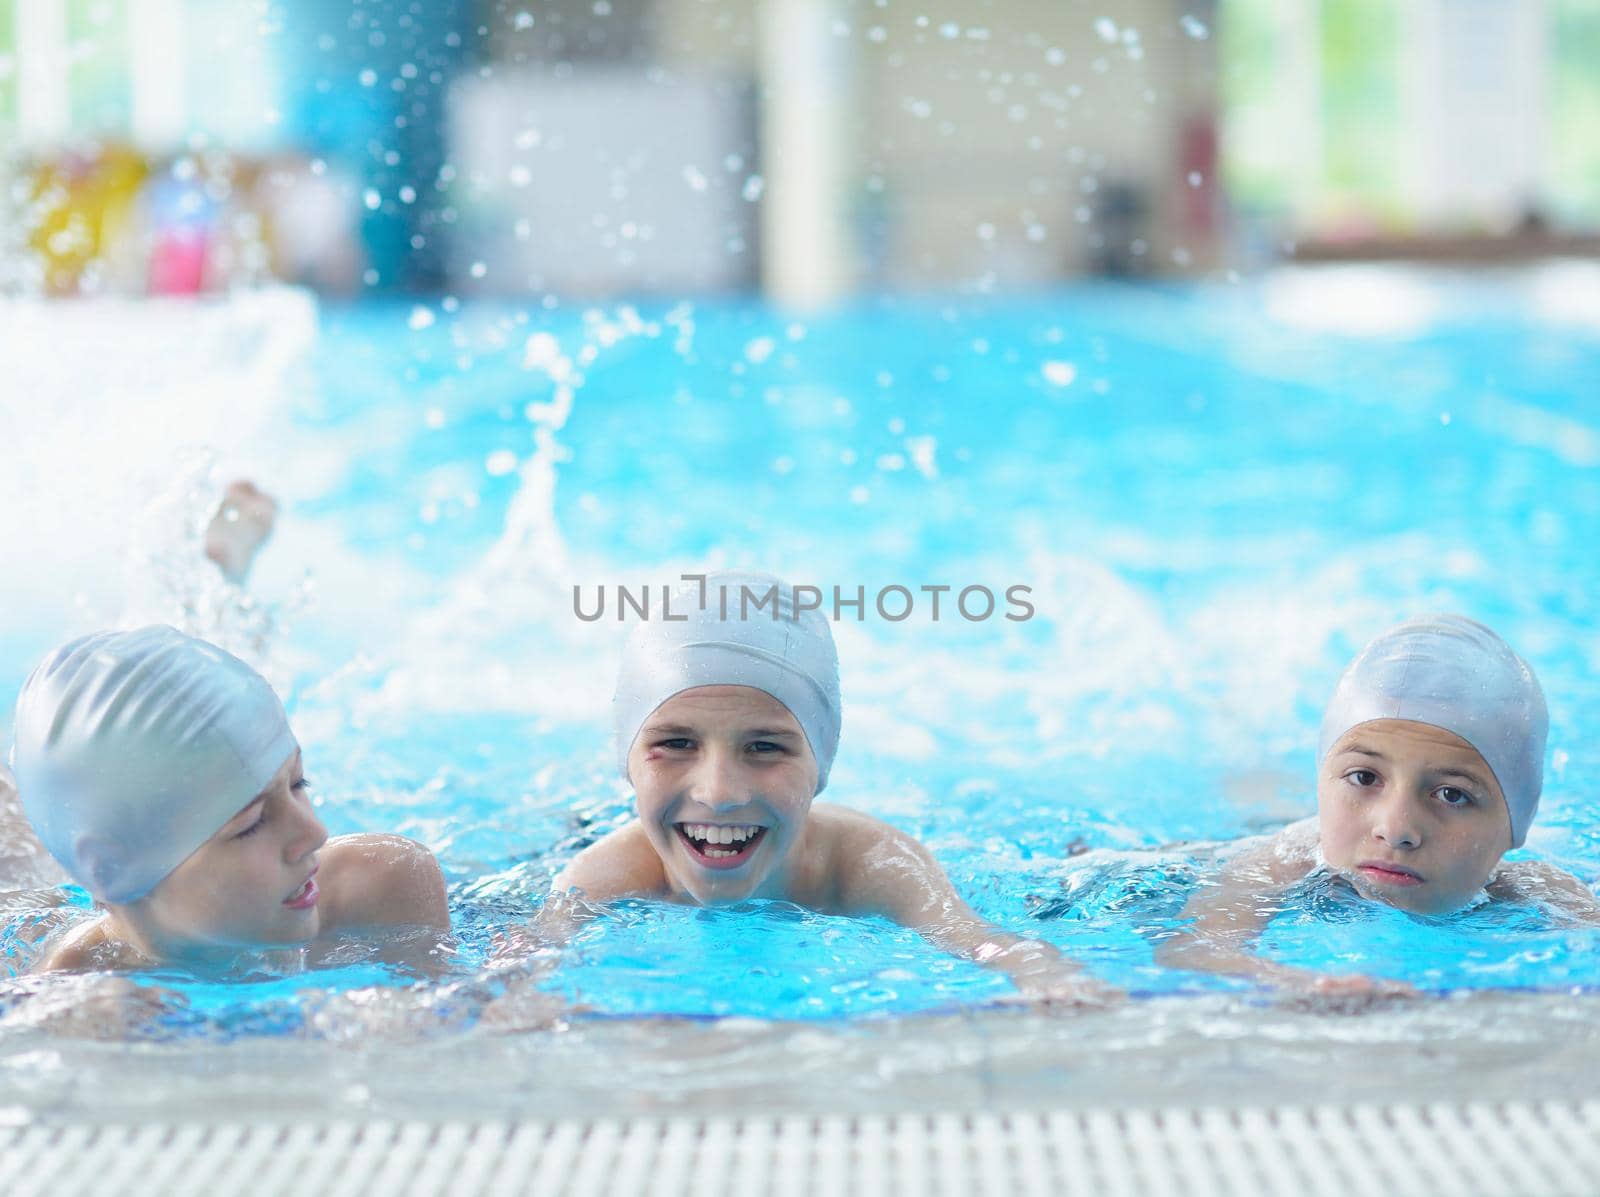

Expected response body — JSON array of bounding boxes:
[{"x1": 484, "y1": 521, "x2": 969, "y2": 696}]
[{"x1": 5, "y1": 271, "x2": 1600, "y2": 1035}]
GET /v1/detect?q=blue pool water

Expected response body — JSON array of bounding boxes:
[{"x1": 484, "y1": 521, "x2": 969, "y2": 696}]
[{"x1": 5, "y1": 267, "x2": 1600, "y2": 1035}]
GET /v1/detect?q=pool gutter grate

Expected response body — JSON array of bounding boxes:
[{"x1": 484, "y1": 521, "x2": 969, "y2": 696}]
[{"x1": 3, "y1": 1099, "x2": 1599, "y2": 1196}]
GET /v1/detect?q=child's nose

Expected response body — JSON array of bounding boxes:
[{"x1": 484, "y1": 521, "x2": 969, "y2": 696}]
[
  {"x1": 1372, "y1": 797, "x2": 1421, "y2": 849},
  {"x1": 691, "y1": 747, "x2": 745, "y2": 811},
  {"x1": 285, "y1": 801, "x2": 328, "y2": 864}
]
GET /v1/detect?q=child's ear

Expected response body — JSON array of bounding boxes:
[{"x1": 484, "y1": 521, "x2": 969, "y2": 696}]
[{"x1": 72, "y1": 834, "x2": 118, "y2": 900}]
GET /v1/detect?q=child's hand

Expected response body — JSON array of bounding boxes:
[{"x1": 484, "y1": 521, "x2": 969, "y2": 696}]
[
  {"x1": 478, "y1": 975, "x2": 575, "y2": 1034},
  {"x1": 1001, "y1": 972, "x2": 1126, "y2": 1011},
  {"x1": 1272, "y1": 968, "x2": 1418, "y2": 1012},
  {"x1": 488, "y1": 924, "x2": 547, "y2": 964},
  {"x1": 2, "y1": 975, "x2": 184, "y2": 1039}
]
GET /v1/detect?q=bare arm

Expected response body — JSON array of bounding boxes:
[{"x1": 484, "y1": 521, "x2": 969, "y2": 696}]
[
  {"x1": 530, "y1": 823, "x2": 668, "y2": 948},
  {"x1": 835, "y1": 813, "x2": 1116, "y2": 1004},
  {"x1": 1, "y1": 973, "x2": 184, "y2": 1039},
  {"x1": 1155, "y1": 822, "x2": 1410, "y2": 995},
  {"x1": 485, "y1": 822, "x2": 668, "y2": 967},
  {"x1": 477, "y1": 826, "x2": 667, "y2": 1031},
  {"x1": 1489, "y1": 859, "x2": 1600, "y2": 922}
]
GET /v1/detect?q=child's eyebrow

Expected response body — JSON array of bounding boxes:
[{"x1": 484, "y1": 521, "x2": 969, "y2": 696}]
[
  {"x1": 744, "y1": 728, "x2": 801, "y2": 738},
  {"x1": 642, "y1": 723, "x2": 698, "y2": 737},
  {"x1": 1430, "y1": 766, "x2": 1493, "y2": 787},
  {"x1": 1336, "y1": 743, "x2": 1387, "y2": 760}
]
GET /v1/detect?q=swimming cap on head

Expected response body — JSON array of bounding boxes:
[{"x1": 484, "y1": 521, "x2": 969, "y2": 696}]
[
  {"x1": 613, "y1": 572, "x2": 842, "y2": 793},
  {"x1": 1317, "y1": 614, "x2": 1547, "y2": 849},
  {"x1": 9, "y1": 626, "x2": 297, "y2": 903}
]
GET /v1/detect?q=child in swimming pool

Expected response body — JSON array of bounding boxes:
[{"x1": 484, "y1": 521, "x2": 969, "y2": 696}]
[
  {"x1": 1, "y1": 480, "x2": 272, "y2": 899},
  {"x1": 509, "y1": 572, "x2": 1112, "y2": 1007},
  {"x1": 1156, "y1": 615, "x2": 1600, "y2": 994},
  {"x1": 10, "y1": 625, "x2": 450, "y2": 976}
]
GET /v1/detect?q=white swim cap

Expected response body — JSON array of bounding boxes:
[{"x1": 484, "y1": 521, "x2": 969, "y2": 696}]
[
  {"x1": 10, "y1": 626, "x2": 297, "y2": 903},
  {"x1": 1318, "y1": 614, "x2": 1547, "y2": 849},
  {"x1": 613, "y1": 572, "x2": 842, "y2": 793}
]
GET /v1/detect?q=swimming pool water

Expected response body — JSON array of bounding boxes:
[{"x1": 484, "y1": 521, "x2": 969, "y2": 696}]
[{"x1": 5, "y1": 266, "x2": 1600, "y2": 1036}]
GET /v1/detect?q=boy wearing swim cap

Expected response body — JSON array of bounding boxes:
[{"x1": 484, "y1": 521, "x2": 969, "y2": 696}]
[
  {"x1": 524, "y1": 572, "x2": 1110, "y2": 1005},
  {"x1": 1158, "y1": 615, "x2": 1599, "y2": 994},
  {"x1": 11, "y1": 626, "x2": 449, "y2": 973}
]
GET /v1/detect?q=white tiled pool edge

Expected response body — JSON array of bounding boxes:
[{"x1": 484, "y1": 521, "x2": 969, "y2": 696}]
[{"x1": 4, "y1": 1099, "x2": 1597, "y2": 1196}]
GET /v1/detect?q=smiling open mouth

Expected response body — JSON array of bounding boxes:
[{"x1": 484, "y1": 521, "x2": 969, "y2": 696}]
[{"x1": 675, "y1": 823, "x2": 768, "y2": 869}]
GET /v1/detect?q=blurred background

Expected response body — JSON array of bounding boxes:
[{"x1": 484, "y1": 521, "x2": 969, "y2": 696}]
[{"x1": 2, "y1": 0, "x2": 1597, "y2": 305}]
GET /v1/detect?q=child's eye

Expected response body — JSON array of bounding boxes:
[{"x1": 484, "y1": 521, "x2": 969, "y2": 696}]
[
  {"x1": 747, "y1": 740, "x2": 784, "y2": 755},
  {"x1": 1344, "y1": 768, "x2": 1380, "y2": 788},
  {"x1": 235, "y1": 813, "x2": 266, "y2": 839},
  {"x1": 656, "y1": 737, "x2": 695, "y2": 751},
  {"x1": 1436, "y1": 785, "x2": 1474, "y2": 808},
  {"x1": 292, "y1": 777, "x2": 312, "y2": 794}
]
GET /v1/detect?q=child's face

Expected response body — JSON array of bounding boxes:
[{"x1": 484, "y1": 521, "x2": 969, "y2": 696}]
[
  {"x1": 1318, "y1": 719, "x2": 1511, "y2": 914},
  {"x1": 123, "y1": 748, "x2": 328, "y2": 957},
  {"x1": 628, "y1": 685, "x2": 819, "y2": 905}
]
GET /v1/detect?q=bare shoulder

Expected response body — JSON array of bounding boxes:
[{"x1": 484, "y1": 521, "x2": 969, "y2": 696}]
[
  {"x1": 319, "y1": 833, "x2": 450, "y2": 932},
  {"x1": 1223, "y1": 818, "x2": 1320, "y2": 889},
  {"x1": 31, "y1": 917, "x2": 134, "y2": 974},
  {"x1": 803, "y1": 804, "x2": 953, "y2": 919},
  {"x1": 808, "y1": 803, "x2": 907, "y2": 854},
  {"x1": 1489, "y1": 859, "x2": 1600, "y2": 913},
  {"x1": 552, "y1": 821, "x2": 668, "y2": 903}
]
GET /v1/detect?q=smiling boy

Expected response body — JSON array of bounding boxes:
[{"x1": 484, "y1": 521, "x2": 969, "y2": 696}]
[
  {"x1": 1158, "y1": 615, "x2": 1600, "y2": 994},
  {"x1": 530, "y1": 572, "x2": 1110, "y2": 1004}
]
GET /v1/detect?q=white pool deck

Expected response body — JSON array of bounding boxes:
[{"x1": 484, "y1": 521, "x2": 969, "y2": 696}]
[
  {"x1": 6, "y1": 1099, "x2": 1599, "y2": 1197},
  {"x1": 4, "y1": 991, "x2": 1600, "y2": 1195}
]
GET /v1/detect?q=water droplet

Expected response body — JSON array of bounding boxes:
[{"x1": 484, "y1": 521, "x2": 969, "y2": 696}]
[
  {"x1": 470, "y1": 261, "x2": 487, "y2": 278},
  {"x1": 363, "y1": 189, "x2": 381, "y2": 211},
  {"x1": 358, "y1": 68, "x2": 377, "y2": 87},
  {"x1": 1094, "y1": 17, "x2": 1118, "y2": 44},
  {"x1": 485, "y1": 450, "x2": 519, "y2": 476},
  {"x1": 1041, "y1": 361, "x2": 1077, "y2": 387},
  {"x1": 1180, "y1": 14, "x2": 1210, "y2": 39},
  {"x1": 408, "y1": 306, "x2": 435, "y2": 330},
  {"x1": 682, "y1": 165, "x2": 708, "y2": 192},
  {"x1": 744, "y1": 337, "x2": 776, "y2": 364},
  {"x1": 741, "y1": 175, "x2": 765, "y2": 202}
]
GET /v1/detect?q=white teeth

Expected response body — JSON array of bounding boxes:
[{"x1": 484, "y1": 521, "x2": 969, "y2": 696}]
[
  {"x1": 679, "y1": 823, "x2": 763, "y2": 853},
  {"x1": 680, "y1": 823, "x2": 761, "y2": 843}
]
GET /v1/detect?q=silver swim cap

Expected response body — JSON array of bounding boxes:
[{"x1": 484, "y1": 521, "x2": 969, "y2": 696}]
[
  {"x1": 1318, "y1": 614, "x2": 1547, "y2": 849},
  {"x1": 613, "y1": 572, "x2": 842, "y2": 793},
  {"x1": 10, "y1": 626, "x2": 297, "y2": 903}
]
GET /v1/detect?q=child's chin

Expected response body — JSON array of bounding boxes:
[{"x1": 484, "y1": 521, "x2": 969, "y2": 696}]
[{"x1": 682, "y1": 871, "x2": 762, "y2": 906}]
